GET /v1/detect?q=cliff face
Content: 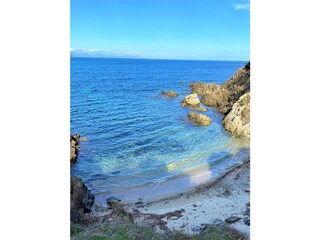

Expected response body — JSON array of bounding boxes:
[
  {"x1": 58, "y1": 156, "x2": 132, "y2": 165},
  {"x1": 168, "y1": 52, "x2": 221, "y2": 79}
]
[
  {"x1": 222, "y1": 93, "x2": 250, "y2": 139},
  {"x1": 70, "y1": 176, "x2": 95, "y2": 223},
  {"x1": 190, "y1": 62, "x2": 250, "y2": 138},
  {"x1": 190, "y1": 63, "x2": 250, "y2": 116}
]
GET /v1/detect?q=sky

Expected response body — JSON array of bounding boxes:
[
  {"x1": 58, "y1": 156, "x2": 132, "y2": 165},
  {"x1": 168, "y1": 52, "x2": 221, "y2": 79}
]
[{"x1": 71, "y1": 0, "x2": 250, "y2": 61}]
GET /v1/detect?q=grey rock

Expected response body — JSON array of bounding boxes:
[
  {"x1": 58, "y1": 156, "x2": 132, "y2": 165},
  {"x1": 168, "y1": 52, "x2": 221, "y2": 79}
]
[
  {"x1": 244, "y1": 216, "x2": 250, "y2": 226},
  {"x1": 106, "y1": 196, "x2": 121, "y2": 204},
  {"x1": 225, "y1": 216, "x2": 241, "y2": 224}
]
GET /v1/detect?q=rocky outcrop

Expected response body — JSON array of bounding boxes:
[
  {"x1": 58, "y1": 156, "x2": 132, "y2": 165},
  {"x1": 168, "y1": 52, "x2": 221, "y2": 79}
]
[
  {"x1": 70, "y1": 134, "x2": 80, "y2": 162},
  {"x1": 181, "y1": 94, "x2": 200, "y2": 107},
  {"x1": 193, "y1": 106, "x2": 208, "y2": 112},
  {"x1": 187, "y1": 112, "x2": 211, "y2": 126},
  {"x1": 189, "y1": 82, "x2": 220, "y2": 96},
  {"x1": 70, "y1": 176, "x2": 95, "y2": 223},
  {"x1": 189, "y1": 63, "x2": 250, "y2": 115},
  {"x1": 161, "y1": 90, "x2": 179, "y2": 98},
  {"x1": 222, "y1": 93, "x2": 250, "y2": 139}
]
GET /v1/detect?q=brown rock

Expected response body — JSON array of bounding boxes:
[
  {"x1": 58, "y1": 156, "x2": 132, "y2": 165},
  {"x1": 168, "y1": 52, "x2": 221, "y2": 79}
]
[
  {"x1": 70, "y1": 134, "x2": 82, "y2": 162},
  {"x1": 222, "y1": 93, "x2": 250, "y2": 138},
  {"x1": 189, "y1": 63, "x2": 250, "y2": 115},
  {"x1": 181, "y1": 94, "x2": 200, "y2": 107},
  {"x1": 161, "y1": 90, "x2": 179, "y2": 98},
  {"x1": 193, "y1": 106, "x2": 208, "y2": 112},
  {"x1": 187, "y1": 112, "x2": 211, "y2": 126}
]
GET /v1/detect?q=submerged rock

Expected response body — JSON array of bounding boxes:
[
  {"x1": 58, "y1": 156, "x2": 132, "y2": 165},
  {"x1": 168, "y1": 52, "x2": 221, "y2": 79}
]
[
  {"x1": 79, "y1": 137, "x2": 88, "y2": 142},
  {"x1": 193, "y1": 106, "x2": 208, "y2": 112},
  {"x1": 187, "y1": 112, "x2": 211, "y2": 126},
  {"x1": 181, "y1": 93, "x2": 200, "y2": 107},
  {"x1": 222, "y1": 93, "x2": 250, "y2": 139},
  {"x1": 161, "y1": 90, "x2": 179, "y2": 98},
  {"x1": 70, "y1": 176, "x2": 95, "y2": 223}
]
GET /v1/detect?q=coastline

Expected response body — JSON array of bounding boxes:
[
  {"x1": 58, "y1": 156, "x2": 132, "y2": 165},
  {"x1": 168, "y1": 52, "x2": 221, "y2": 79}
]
[
  {"x1": 136, "y1": 160, "x2": 250, "y2": 237},
  {"x1": 71, "y1": 61, "x2": 251, "y2": 239},
  {"x1": 93, "y1": 147, "x2": 249, "y2": 206}
]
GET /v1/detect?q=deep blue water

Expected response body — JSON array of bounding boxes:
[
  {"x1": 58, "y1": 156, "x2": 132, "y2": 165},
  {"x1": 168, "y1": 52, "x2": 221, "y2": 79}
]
[{"x1": 71, "y1": 58, "x2": 249, "y2": 199}]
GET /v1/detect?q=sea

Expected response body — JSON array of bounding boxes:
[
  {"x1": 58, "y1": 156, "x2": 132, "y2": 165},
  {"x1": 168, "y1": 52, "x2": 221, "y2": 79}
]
[{"x1": 71, "y1": 58, "x2": 249, "y2": 205}]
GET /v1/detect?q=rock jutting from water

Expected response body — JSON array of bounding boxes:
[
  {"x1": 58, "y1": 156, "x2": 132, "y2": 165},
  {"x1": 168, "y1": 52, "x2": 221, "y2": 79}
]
[
  {"x1": 70, "y1": 134, "x2": 81, "y2": 162},
  {"x1": 190, "y1": 62, "x2": 250, "y2": 116},
  {"x1": 161, "y1": 90, "x2": 179, "y2": 98},
  {"x1": 222, "y1": 93, "x2": 250, "y2": 139},
  {"x1": 189, "y1": 61, "x2": 250, "y2": 138},
  {"x1": 187, "y1": 112, "x2": 212, "y2": 126},
  {"x1": 70, "y1": 176, "x2": 95, "y2": 223},
  {"x1": 181, "y1": 93, "x2": 201, "y2": 107},
  {"x1": 193, "y1": 106, "x2": 208, "y2": 112}
]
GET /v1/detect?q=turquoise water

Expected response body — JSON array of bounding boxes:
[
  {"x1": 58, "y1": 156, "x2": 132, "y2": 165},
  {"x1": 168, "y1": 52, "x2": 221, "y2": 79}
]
[{"x1": 71, "y1": 58, "x2": 249, "y2": 201}]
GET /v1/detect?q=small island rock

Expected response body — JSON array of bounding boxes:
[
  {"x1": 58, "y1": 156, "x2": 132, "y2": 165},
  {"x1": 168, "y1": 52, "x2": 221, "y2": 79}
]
[
  {"x1": 161, "y1": 90, "x2": 179, "y2": 98},
  {"x1": 187, "y1": 112, "x2": 211, "y2": 126},
  {"x1": 181, "y1": 94, "x2": 200, "y2": 107}
]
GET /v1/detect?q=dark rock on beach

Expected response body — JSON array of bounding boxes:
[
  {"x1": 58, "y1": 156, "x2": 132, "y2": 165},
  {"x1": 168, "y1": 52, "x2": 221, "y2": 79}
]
[
  {"x1": 225, "y1": 216, "x2": 241, "y2": 224},
  {"x1": 244, "y1": 216, "x2": 250, "y2": 226},
  {"x1": 106, "y1": 196, "x2": 121, "y2": 208},
  {"x1": 70, "y1": 176, "x2": 95, "y2": 223}
]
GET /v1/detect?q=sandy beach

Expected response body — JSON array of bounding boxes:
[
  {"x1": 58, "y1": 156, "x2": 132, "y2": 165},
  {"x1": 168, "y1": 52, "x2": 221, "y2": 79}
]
[{"x1": 132, "y1": 161, "x2": 250, "y2": 238}]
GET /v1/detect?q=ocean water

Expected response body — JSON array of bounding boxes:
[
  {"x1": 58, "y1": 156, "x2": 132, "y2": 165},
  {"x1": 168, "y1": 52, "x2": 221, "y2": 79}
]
[{"x1": 71, "y1": 58, "x2": 249, "y2": 203}]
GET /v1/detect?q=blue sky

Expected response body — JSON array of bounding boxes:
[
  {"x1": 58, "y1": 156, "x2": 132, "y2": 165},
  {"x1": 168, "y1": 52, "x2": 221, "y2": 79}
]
[{"x1": 71, "y1": 0, "x2": 250, "y2": 60}]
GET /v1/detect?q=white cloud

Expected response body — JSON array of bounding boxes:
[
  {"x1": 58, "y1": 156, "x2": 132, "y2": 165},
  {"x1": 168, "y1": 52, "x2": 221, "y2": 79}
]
[
  {"x1": 232, "y1": 3, "x2": 250, "y2": 10},
  {"x1": 229, "y1": 0, "x2": 250, "y2": 11}
]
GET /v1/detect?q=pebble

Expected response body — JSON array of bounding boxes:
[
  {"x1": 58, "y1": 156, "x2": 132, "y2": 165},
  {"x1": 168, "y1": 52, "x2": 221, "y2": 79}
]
[{"x1": 225, "y1": 216, "x2": 241, "y2": 223}]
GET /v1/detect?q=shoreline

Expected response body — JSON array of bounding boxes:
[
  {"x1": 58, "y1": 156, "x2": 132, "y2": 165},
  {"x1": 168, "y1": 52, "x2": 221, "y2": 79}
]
[
  {"x1": 93, "y1": 147, "x2": 249, "y2": 206},
  {"x1": 134, "y1": 160, "x2": 250, "y2": 237}
]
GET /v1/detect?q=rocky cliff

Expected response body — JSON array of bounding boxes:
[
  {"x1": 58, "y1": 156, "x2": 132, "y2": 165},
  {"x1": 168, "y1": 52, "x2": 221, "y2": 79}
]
[
  {"x1": 190, "y1": 62, "x2": 250, "y2": 116},
  {"x1": 222, "y1": 93, "x2": 250, "y2": 139},
  {"x1": 70, "y1": 176, "x2": 95, "y2": 223},
  {"x1": 190, "y1": 61, "x2": 250, "y2": 138}
]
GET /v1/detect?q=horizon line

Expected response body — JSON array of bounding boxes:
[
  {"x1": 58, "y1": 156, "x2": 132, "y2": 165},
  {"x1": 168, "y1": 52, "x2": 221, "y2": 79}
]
[{"x1": 70, "y1": 56, "x2": 249, "y2": 62}]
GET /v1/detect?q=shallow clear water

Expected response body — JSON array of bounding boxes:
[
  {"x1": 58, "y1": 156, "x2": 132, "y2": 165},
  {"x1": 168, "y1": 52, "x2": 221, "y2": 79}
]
[{"x1": 71, "y1": 58, "x2": 249, "y2": 200}]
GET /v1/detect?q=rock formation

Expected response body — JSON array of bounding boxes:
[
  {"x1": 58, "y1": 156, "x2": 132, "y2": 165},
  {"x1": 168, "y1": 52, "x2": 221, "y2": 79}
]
[
  {"x1": 161, "y1": 90, "x2": 179, "y2": 98},
  {"x1": 181, "y1": 93, "x2": 200, "y2": 107},
  {"x1": 222, "y1": 93, "x2": 250, "y2": 139},
  {"x1": 187, "y1": 112, "x2": 212, "y2": 126},
  {"x1": 70, "y1": 176, "x2": 95, "y2": 223},
  {"x1": 193, "y1": 106, "x2": 208, "y2": 112},
  {"x1": 190, "y1": 63, "x2": 250, "y2": 115},
  {"x1": 70, "y1": 134, "x2": 81, "y2": 162}
]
